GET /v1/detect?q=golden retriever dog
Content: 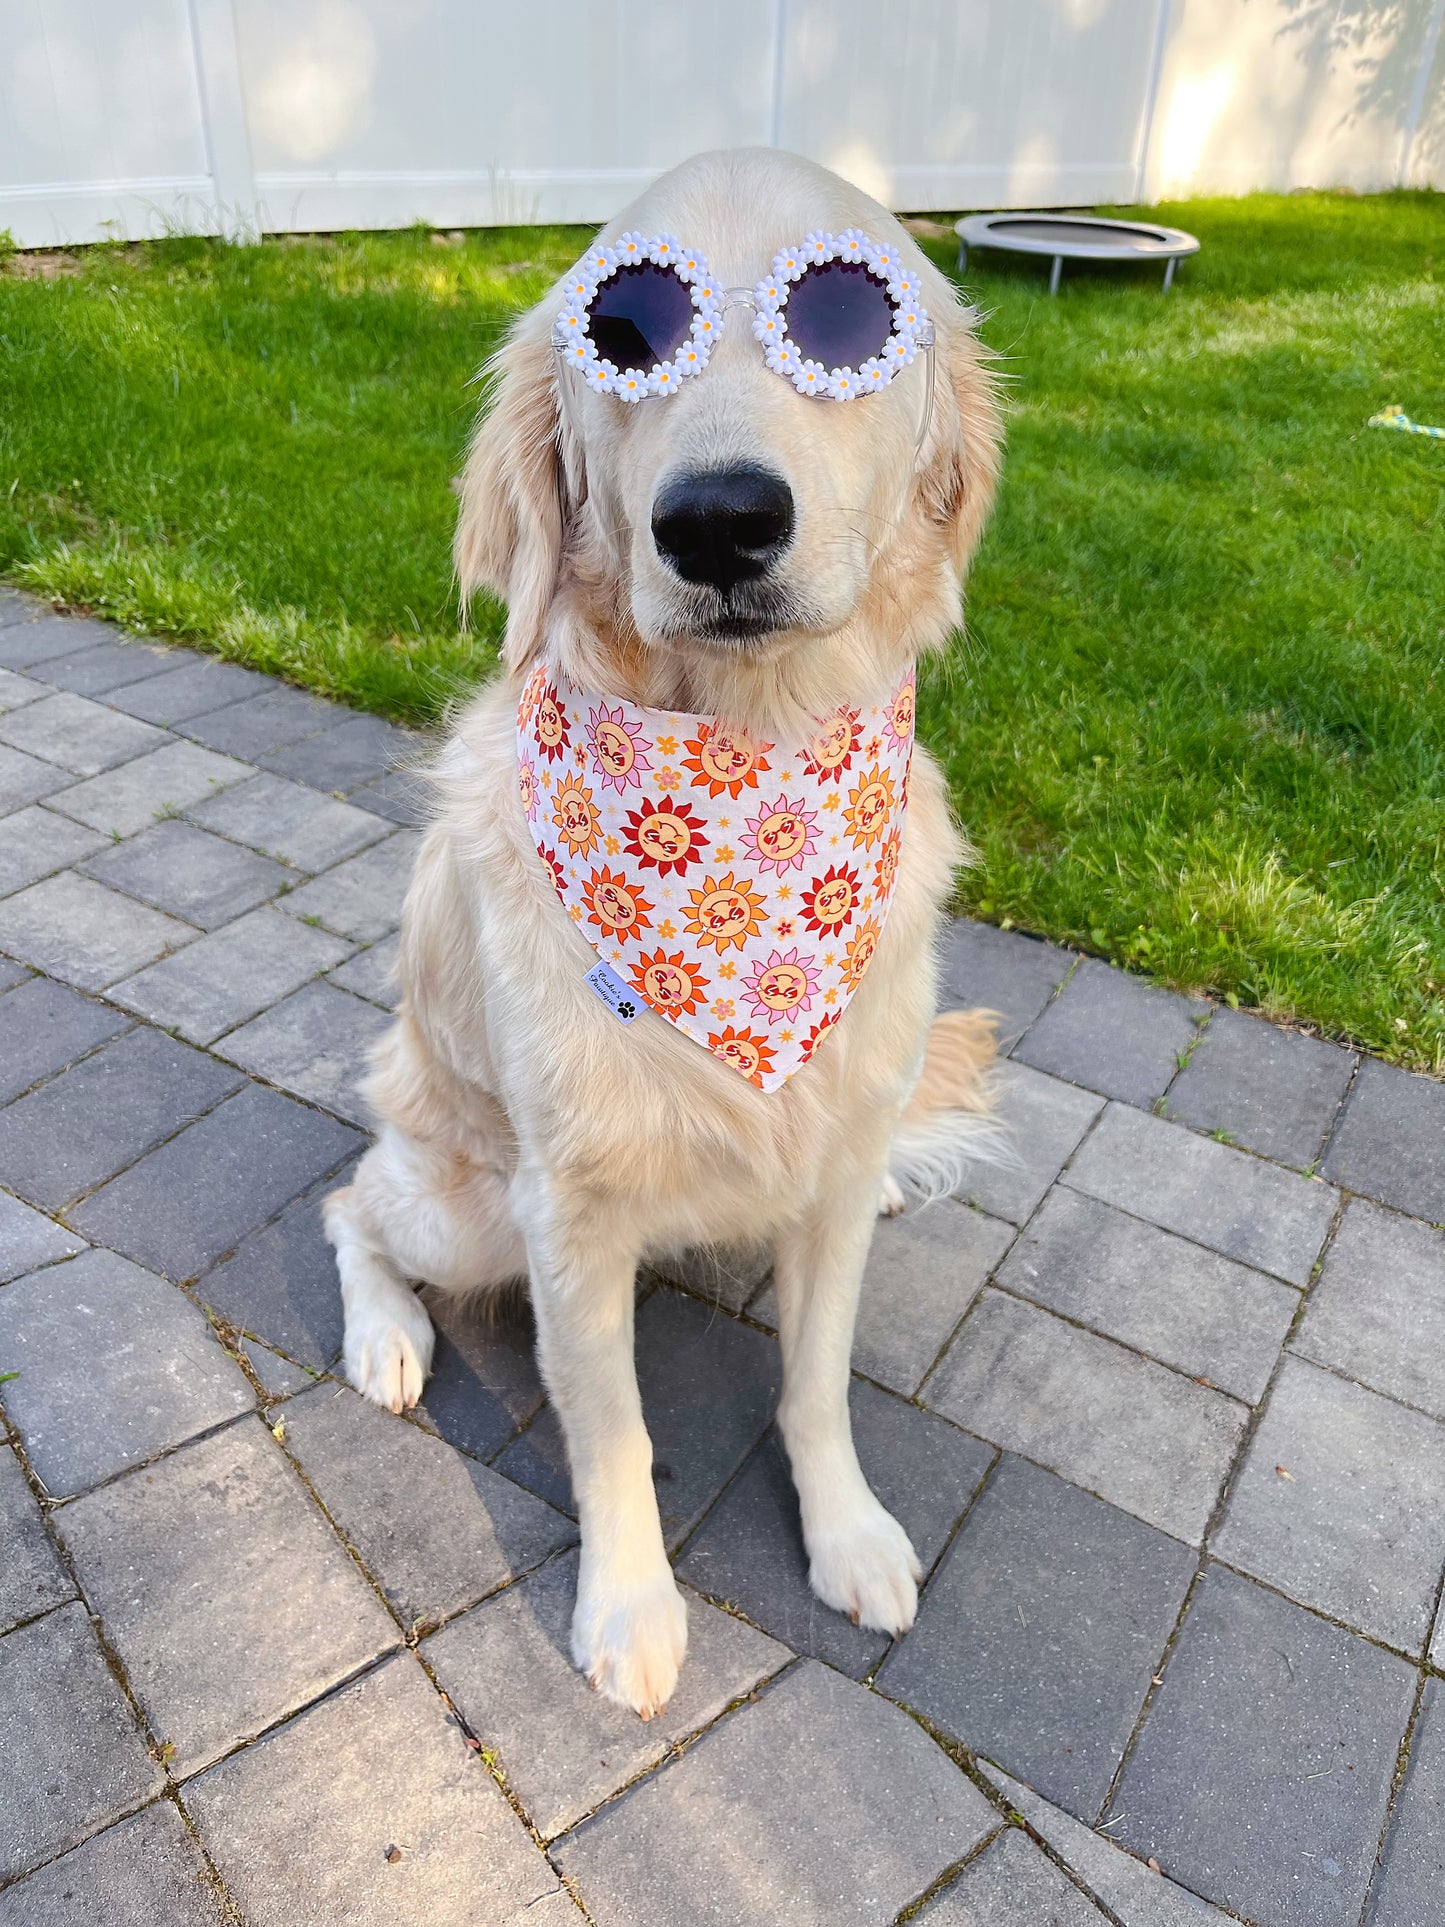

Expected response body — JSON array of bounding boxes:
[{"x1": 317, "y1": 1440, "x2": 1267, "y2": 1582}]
[{"x1": 323, "y1": 147, "x2": 1002, "y2": 1719}]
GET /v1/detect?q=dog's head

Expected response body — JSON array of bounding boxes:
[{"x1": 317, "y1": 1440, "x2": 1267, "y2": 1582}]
[{"x1": 457, "y1": 148, "x2": 1000, "y2": 717}]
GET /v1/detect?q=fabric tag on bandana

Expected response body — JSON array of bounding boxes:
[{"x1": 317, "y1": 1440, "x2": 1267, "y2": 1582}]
[
  {"x1": 516, "y1": 665, "x2": 915, "y2": 1092},
  {"x1": 585, "y1": 959, "x2": 640, "y2": 1023}
]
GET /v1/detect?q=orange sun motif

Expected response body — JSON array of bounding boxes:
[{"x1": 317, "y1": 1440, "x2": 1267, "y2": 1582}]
[
  {"x1": 708, "y1": 1025, "x2": 778, "y2": 1088},
  {"x1": 802, "y1": 707, "x2": 862, "y2": 780},
  {"x1": 682, "y1": 722, "x2": 773, "y2": 799},
  {"x1": 683, "y1": 871, "x2": 767, "y2": 953},
  {"x1": 800, "y1": 863, "x2": 862, "y2": 938},
  {"x1": 883, "y1": 672, "x2": 916, "y2": 752},
  {"x1": 622, "y1": 795, "x2": 709, "y2": 877},
  {"x1": 873, "y1": 827, "x2": 903, "y2": 900},
  {"x1": 843, "y1": 765, "x2": 897, "y2": 849},
  {"x1": 631, "y1": 947, "x2": 710, "y2": 1018},
  {"x1": 550, "y1": 777, "x2": 601, "y2": 859},
  {"x1": 533, "y1": 685, "x2": 571, "y2": 763},
  {"x1": 582, "y1": 865, "x2": 653, "y2": 943},
  {"x1": 519, "y1": 663, "x2": 549, "y2": 728},
  {"x1": 840, "y1": 915, "x2": 883, "y2": 990}
]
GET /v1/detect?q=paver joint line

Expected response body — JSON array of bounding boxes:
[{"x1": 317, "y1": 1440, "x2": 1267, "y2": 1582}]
[{"x1": 3, "y1": 610, "x2": 1445, "y2": 1926}]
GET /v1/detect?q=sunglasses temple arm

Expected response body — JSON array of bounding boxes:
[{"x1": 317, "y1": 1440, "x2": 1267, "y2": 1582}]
[{"x1": 915, "y1": 339, "x2": 936, "y2": 460}]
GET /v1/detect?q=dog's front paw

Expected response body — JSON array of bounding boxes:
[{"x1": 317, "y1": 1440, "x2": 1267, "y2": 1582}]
[
  {"x1": 807, "y1": 1496, "x2": 922, "y2": 1635},
  {"x1": 572, "y1": 1567, "x2": 688, "y2": 1721},
  {"x1": 344, "y1": 1294, "x2": 435, "y2": 1414}
]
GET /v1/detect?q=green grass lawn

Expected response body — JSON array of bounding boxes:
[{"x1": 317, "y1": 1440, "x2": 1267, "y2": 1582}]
[{"x1": 1, "y1": 196, "x2": 1442, "y2": 1069}]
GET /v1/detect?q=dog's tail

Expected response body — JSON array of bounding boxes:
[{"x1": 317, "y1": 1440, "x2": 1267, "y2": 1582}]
[{"x1": 883, "y1": 1008, "x2": 1014, "y2": 1213}]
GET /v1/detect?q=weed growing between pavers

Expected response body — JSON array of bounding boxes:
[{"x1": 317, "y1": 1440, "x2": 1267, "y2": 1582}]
[{"x1": 1, "y1": 197, "x2": 1442, "y2": 1066}]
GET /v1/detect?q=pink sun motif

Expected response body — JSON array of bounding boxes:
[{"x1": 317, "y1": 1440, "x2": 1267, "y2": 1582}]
[
  {"x1": 739, "y1": 794, "x2": 819, "y2": 875},
  {"x1": 517, "y1": 755, "x2": 539, "y2": 821},
  {"x1": 742, "y1": 946, "x2": 822, "y2": 1027},
  {"x1": 586, "y1": 702, "x2": 654, "y2": 794}
]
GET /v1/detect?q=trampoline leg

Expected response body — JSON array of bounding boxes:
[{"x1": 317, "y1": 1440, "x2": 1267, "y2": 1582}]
[
  {"x1": 1163, "y1": 258, "x2": 1176, "y2": 292},
  {"x1": 957, "y1": 241, "x2": 968, "y2": 275},
  {"x1": 1049, "y1": 255, "x2": 1062, "y2": 296}
]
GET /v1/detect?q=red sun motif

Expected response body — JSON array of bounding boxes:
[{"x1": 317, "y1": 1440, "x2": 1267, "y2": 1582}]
[
  {"x1": 631, "y1": 948, "x2": 710, "y2": 1018},
  {"x1": 622, "y1": 795, "x2": 709, "y2": 876},
  {"x1": 538, "y1": 845, "x2": 566, "y2": 893},
  {"x1": 682, "y1": 722, "x2": 773, "y2": 799},
  {"x1": 533, "y1": 685, "x2": 571, "y2": 763},
  {"x1": 582, "y1": 865, "x2": 653, "y2": 943},
  {"x1": 800, "y1": 1008, "x2": 842, "y2": 1063},
  {"x1": 707, "y1": 1025, "x2": 778, "y2": 1088},
  {"x1": 800, "y1": 864, "x2": 862, "y2": 938},
  {"x1": 802, "y1": 707, "x2": 862, "y2": 780}
]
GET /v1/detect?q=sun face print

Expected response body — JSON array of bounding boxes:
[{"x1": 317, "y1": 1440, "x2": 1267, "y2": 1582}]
[
  {"x1": 582, "y1": 865, "x2": 653, "y2": 943},
  {"x1": 586, "y1": 702, "x2": 653, "y2": 794},
  {"x1": 622, "y1": 795, "x2": 709, "y2": 877},
  {"x1": 534, "y1": 685, "x2": 571, "y2": 763},
  {"x1": 740, "y1": 795, "x2": 819, "y2": 875},
  {"x1": 800, "y1": 863, "x2": 862, "y2": 938},
  {"x1": 873, "y1": 827, "x2": 903, "y2": 901},
  {"x1": 707, "y1": 1025, "x2": 778, "y2": 1089},
  {"x1": 844, "y1": 765, "x2": 897, "y2": 850},
  {"x1": 631, "y1": 947, "x2": 709, "y2": 1018},
  {"x1": 538, "y1": 845, "x2": 566, "y2": 893},
  {"x1": 802, "y1": 707, "x2": 862, "y2": 781},
  {"x1": 684, "y1": 872, "x2": 767, "y2": 953},
  {"x1": 551, "y1": 777, "x2": 602, "y2": 859},
  {"x1": 882, "y1": 671, "x2": 916, "y2": 753},
  {"x1": 841, "y1": 915, "x2": 883, "y2": 990},
  {"x1": 801, "y1": 1007, "x2": 841, "y2": 1062},
  {"x1": 742, "y1": 946, "x2": 821, "y2": 1028},
  {"x1": 519, "y1": 663, "x2": 549, "y2": 729},
  {"x1": 682, "y1": 722, "x2": 773, "y2": 799},
  {"x1": 517, "y1": 757, "x2": 539, "y2": 821}
]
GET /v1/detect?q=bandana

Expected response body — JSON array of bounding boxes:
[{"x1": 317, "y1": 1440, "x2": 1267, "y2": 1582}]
[{"x1": 516, "y1": 665, "x2": 915, "y2": 1091}]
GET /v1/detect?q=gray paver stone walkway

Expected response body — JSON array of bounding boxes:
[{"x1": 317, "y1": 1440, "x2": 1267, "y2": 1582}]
[{"x1": 2, "y1": 604, "x2": 1443, "y2": 1924}]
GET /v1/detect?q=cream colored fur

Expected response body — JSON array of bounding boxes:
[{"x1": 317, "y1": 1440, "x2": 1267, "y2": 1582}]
[{"x1": 324, "y1": 147, "x2": 1003, "y2": 1720}]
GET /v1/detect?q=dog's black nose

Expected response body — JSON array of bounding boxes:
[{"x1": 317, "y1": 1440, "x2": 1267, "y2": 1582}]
[{"x1": 651, "y1": 466, "x2": 794, "y2": 593}]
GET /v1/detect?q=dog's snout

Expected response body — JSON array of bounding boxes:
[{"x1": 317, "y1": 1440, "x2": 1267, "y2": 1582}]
[{"x1": 651, "y1": 466, "x2": 794, "y2": 594}]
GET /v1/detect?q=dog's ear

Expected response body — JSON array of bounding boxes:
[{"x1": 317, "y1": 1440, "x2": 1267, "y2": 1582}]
[
  {"x1": 454, "y1": 311, "x2": 578, "y2": 671},
  {"x1": 916, "y1": 295, "x2": 1003, "y2": 579}
]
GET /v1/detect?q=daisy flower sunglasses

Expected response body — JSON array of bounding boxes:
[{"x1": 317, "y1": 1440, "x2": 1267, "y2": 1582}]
[{"x1": 552, "y1": 229, "x2": 935, "y2": 405}]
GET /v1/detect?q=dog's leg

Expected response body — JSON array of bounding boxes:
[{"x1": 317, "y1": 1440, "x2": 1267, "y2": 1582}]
[
  {"x1": 326, "y1": 1180, "x2": 437, "y2": 1415},
  {"x1": 519, "y1": 1179, "x2": 686, "y2": 1720},
  {"x1": 774, "y1": 1169, "x2": 921, "y2": 1635}
]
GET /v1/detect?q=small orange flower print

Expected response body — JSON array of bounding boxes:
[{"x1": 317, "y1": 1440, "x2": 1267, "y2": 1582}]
[
  {"x1": 802, "y1": 707, "x2": 862, "y2": 781},
  {"x1": 841, "y1": 916, "x2": 882, "y2": 990},
  {"x1": 534, "y1": 685, "x2": 571, "y2": 763},
  {"x1": 623, "y1": 795, "x2": 709, "y2": 877},
  {"x1": 717, "y1": 960, "x2": 736, "y2": 980},
  {"x1": 632, "y1": 947, "x2": 709, "y2": 1017},
  {"x1": 708, "y1": 1025, "x2": 778, "y2": 1088},
  {"x1": 874, "y1": 828, "x2": 903, "y2": 900},
  {"x1": 712, "y1": 998, "x2": 735, "y2": 1020},
  {"x1": 657, "y1": 766, "x2": 681, "y2": 792},
  {"x1": 844, "y1": 766, "x2": 896, "y2": 850},
  {"x1": 656, "y1": 734, "x2": 679, "y2": 756},
  {"x1": 801, "y1": 864, "x2": 862, "y2": 938},
  {"x1": 657, "y1": 918, "x2": 677, "y2": 939},
  {"x1": 684, "y1": 872, "x2": 767, "y2": 953},
  {"x1": 583, "y1": 865, "x2": 653, "y2": 943},
  {"x1": 551, "y1": 777, "x2": 601, "y2": 859},
  {"x1": 775, "y1": 918, "x2": 795, "y2": 938},
  {"x1": 682, "y1": 722, "x2": 773, "y2": 799}
]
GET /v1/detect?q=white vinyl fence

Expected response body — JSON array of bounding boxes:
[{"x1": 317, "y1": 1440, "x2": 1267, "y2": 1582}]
[{"x1": 2, "y1": 0, "x2": 1442, "y2": 249}]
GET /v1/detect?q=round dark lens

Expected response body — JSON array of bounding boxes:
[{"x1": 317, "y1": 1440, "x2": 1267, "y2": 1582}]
[
  {"x1": 784, "y1": 260, "x2": 894, "y2": 369},
  {"x1": 587, "y1": 262, "x2": 694, "y2": 371}
]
